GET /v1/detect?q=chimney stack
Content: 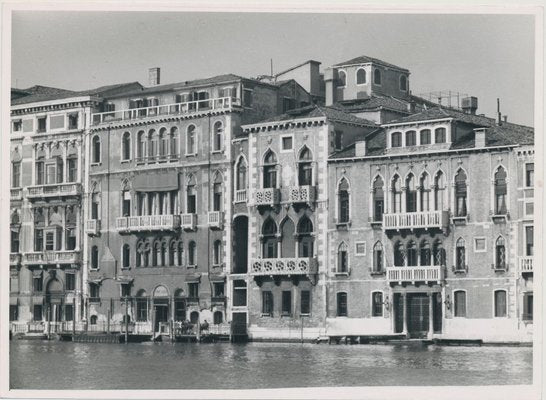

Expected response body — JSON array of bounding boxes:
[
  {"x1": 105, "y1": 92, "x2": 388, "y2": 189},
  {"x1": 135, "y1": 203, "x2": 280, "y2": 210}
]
[
  {"x1": 355, "y1": 141, "x2": 367, "y2": 157},
  {"x1": 149, "y1": 67, "x2": 161, "y2": 86},
  {"x1": 497, "y1": 98, "x2": 502, "y2": 125},
  {"x1": 461, "y1": 96, "x2": 478, "y2": 115},
  {"x1": 503, "y1": 115, "x2": 508, "y2": 123},
  {"x1": 474, "y1": 128, "x2": 487, "y2": 148}
]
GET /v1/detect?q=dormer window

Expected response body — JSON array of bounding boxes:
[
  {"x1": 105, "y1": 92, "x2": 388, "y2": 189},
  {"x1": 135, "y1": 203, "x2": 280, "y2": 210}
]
[
  {"x1": 435, "y1": 128, "x2": 446, "y2": 143},
  {"x1": 400, "y1": 75, "x2": 407, "y2": 91},
  {"x1": 356, "y1": 68, "x2": 366, "y2": 85},
  {"x1": 337, "y1": 70, "x2": 346, "y2": 87},
  {"x1": 373, "y1": 69, "x2": 382, "y2": 85},
  {"x1": 391, "y1": 132, "x2": 402, "y2": 148},
  {"x1": 405, "y1": 131, "x2": 416, "y2": 146}
]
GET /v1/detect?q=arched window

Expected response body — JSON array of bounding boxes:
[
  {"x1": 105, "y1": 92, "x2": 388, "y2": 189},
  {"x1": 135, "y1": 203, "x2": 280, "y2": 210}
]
[
  {"x1": 212, "y1": 173, "x2": 223, "y2": 212},
  {"x1": 372, "y1": 176, "x2": 384, "y2": 222},
  {"x1": 455, "y1": 238, "x2": 466, "y2": 271},
  {"x1": 494, "y1": 167, "x2": 507, "y2": 215},
  {"x1": 399, "y1": 75, "x2": 407, "y2": 91},
  {"x1": 91, "y1": 246, "x2": 99, "y2": 269},
  {"x1": 494, "y1": 290, "x2": 507, "y2": 317},
  {"x1": 170, "y1": 127, "x2": 179, "y2": 157},
  {"x1": 338, "y1": 178, "x2": 350, "y2": 223},
  {"x1": 454, "y1": 169, "x2": 468, "y2": 217},
  {"x1": 90, "y1": 315, "x2": 98, "y2": 325},
  {"x1": 159, "y1": 128, "x2": 168, "y2": 158},
  {"x1": 454, "y1": 290, "x2": 466, "y2": 317},
  {"x1": 298, "y1": 147, "x2": 313, "y2": 186},
  {"x1": 213, "y1": 240, "x2": 222, "y2": 265},
  {"x1": 420, "y1": 173, "x2": 430, "y2": 211},
  {"x1": 92, "y1": 136, "x2": 101, "y2": 163},
  {"x1": 420, "y1": 129, "x2": 431, "y2": 145},
  {"x1": 435, "y1": 127, "x2": 446, "y2": 143},
  {"x1": 190, "y1": 311, "x2": 199, "y2": 324},
  {"x1": 186, "y1": 125, "x2": 196, "y2": 155},
  {"x1": 433, "y1": 239, "x2": 446, "y2": 266},
  {"x1": 263, "y1": 150, "x2": 277, "y2": 189},
  {"x1": 434, "y1": 171, "x2": 446, "y2": 211},
  {"x1": 148, "y1": 129, "x2": 157, "y2": 158},
  {"x1": 137, "y1": 131, "x2": 146, "y2": 160},
  {"x1": 420, "y1": 240, "x2": 431, "y2": 266},
  {"x1": 280, "y1": 218, "x2": 296, "y2": 257},
  {"x1": 169, "y1": 241, "x2": 177, "y2": 266},
  {"x1": 122, "y1": 244, "x2": 130, "y2": 269},
  {"x1": 392, "y1": 175, "x2": 402, "y2": 213},
  {"x1": 374, "y1": 69, "x2": 382, "y2": 85},
  {"x1": 213, "y1": 121, "x2": 223, "y2": 152},
  {"x1": 495, "y1": 236, "x2": 506, "y2": 269},
  {"x1": 186, "y1": 175, "x2": 197, "y2": 213},
  {"x1": 372, "y1": 292, "x2": 383, "y2": 317},
  {"x1": 405, "y1": 130, "x2": 416, "y2": 147},
  {"x1": 407, "y1": 240, "x2": 418, "y2": 266},
  {"x1": 213, "y1": 311, "x2": 223, "y2": 325},
  {"x1": 406, "y1": 174, "x2": 417, "y2": 212},
  {"x1": 372, "y1": 242, "x2": 383, "y2": 272},
  {"x1": 262, "y1": 218, "x2": 277, "y2": 258},
  {"x1": 236, "y1": 157, "x2": 247, "y2": 191},
  {"x1": 188, "y1": 241, "x2": 197, "y2": 266},
  {"x1": 356, "y1": 68, "x2": 367, "y2": 84},
  {"x1": 298, "y1": 216, "x2": 314, "y2": 257},
  {"x1": 122, "y1": 132, "x2": 131, "y2": 161},
  {"x1": 152, "y1": 242, "x2": 160, "y2": 267},
  {"x1": 391, "y1": 132, "x2": 402, "y2": 148},
  {"x1": 394, "y1": 241, "x2": 405, "y2": 266},
  {"x1": 337, "y1": 70, "x2": 346, "y2": 87},
  {"x1": 338, "y1": 242, "x2": 349, "y2": 273},
  {"x1": 160, "y1": 242, "x2": 167, "y2": 266}
]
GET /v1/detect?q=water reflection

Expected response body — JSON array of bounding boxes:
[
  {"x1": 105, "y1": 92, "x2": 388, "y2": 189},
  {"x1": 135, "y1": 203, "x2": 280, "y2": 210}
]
[{"x1": 10, "y1": 340, "x2": 532, "y2": 389}]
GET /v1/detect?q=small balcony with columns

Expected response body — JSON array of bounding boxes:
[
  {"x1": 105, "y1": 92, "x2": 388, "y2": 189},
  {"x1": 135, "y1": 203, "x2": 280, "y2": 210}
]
[
  {"x1": 519, "y1": 256, "x2": 533, "y2": 276},
  {"x1": 116, "y1": 214, "x2": 181, "y2": 233}
]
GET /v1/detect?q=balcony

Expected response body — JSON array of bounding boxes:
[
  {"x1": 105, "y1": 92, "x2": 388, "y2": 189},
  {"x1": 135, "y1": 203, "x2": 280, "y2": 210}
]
[
  {"x1": 249, "y1": 257, "x2": 318, "y2": 276},
  {"x1": 207, "y1": 211, "x2": 224, "y2": 229},
  {"x1": 288, "y1": 185, "x2": 315, "y2": 204},
  {"x1": 10, "y1": 253, "x2": 21, "y2": 266},
  {"x1": 180, "y1": 213, "x2": 197, "y2": 231},
  {"x1": 211, "y1": 296, "x2": 226, "y2": 304},
  {"x1": 27, "y1": 183, "x2": 81, "y2": 200},
  {"x1": 186, "y1": 296, "x2": 199, "y2": 304},
  {"x1": 86, "y1": 220, "x2": 101, "y2": 236},
  {"x1": 23, "y1": 250, "x2": 80, "y2": 265},
  {"x1": 10, "y1": 188, "x2": 22, "y2": 201},
  {"x1": 386, "y1": 265, "x2": 445, "y2": 284},
  {"x1": 383, "y1": 210, "x2": 449, "y2": 232},
  {"x1": 254, "y1": 188, "x2": 280, "y2": 207},
  {"x1": 519, "y1": 256, "x2": 533, "y2": 274},
  {"x1": 91, "y1": 97, "x2": 240, "y2": 126},
  {"x1": 235, "y1": 189, "x2": 247, "y2": 203},
  {"x1": 116, "y1": 215, "x2": 180, "y2": 233}
]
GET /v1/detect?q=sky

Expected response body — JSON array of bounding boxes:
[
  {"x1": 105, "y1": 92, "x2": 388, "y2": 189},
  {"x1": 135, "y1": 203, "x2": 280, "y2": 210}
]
[{"x1": 11, "y1": 11, "x2": 536, "y2": 126}]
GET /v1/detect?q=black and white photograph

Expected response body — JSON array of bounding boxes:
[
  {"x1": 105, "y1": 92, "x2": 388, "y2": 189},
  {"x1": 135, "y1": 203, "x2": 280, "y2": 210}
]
[{"x1": 1, "y1": 2, "x2": 543, "y2": 399}]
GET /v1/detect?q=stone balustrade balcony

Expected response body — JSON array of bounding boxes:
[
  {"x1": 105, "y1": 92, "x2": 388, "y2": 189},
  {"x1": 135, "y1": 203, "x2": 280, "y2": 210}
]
[
  {"x1": 10, "y1": 188, "x2": 23, "y2": 201},
  {"x1": 519, "y1": 256, "x2": 533, "y2": 274},
  {"x1": 235, "y1": 189, "x2": 247, "y2": 203},
  {"x1": 249, "y1": 257, "x2": 318, "y2": 276},
  {"x1": 26, "y1": 183, "x2": 81, "y2": 200},
  {"x1": 207, "y1": 211, "x2": 224, "y2": 229},
  {"x1": 383, "y1": 210, "x2": 449, "y2": 232},
  {"x1": 180, "y1": 213, "x2": 197, "y2": 231},
  {"x1": 253, "y1": 188, "x2": 280, "y2": 207},
  {"x1": 288, "y1": 185, "x2": 315, "y2": 204},
  {"x1": 386, "y1": 265, "x2": 445, "y2": 284},
  {"x1": 86, "y1": 219, "x2": 101, "y2": 236},
  {"x1": 116, "y1": 215, "x2": 180, "y2": 233},
  {"x1": 10, "y1": 253, "x2": 21, "y2": 266},
  {"x1": 23, "y1": 250, "x2": 80, "y2": 265}
]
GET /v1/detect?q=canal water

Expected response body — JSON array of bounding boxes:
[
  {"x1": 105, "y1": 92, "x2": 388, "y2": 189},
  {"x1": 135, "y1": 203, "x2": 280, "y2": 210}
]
[{"x1": 10, "y1": 340, "x2": 532, "y2": 389}]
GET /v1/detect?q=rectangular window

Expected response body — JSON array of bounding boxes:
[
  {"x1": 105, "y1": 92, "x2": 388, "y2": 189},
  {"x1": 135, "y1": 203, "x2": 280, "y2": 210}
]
[
  {"x1": 11, "y1": 162, "x2": 21, "y2": 188},
  {"x1": 121, "y1": 284, "x2": 131, "y2": 298},
  {"x1": 281, "y1": 136, "x2": 293, "y2": 151},
  {"x1": 65, "y1": 227, "x2": 76, "y2": 251},
  {"x1": 34, "y1": 229, "x2": 43, "y2": 251},
  {"x1": 10, "y1": 305, "x2": 18, "y2": 321},
  {"x1": 334, "y1": 131, "x2": 343, "y2": 150},
  {"x1": 213, "y1": 282, "x2": 225, "y2": 298},
  {"x1": 67, "y1": 158, "x2": 77, "y2": 182},
  {"x1": 523, "y1": 293, "x2": 533, "y2": 321},
  {"x1": 525, "y1": 163, "x2": 534, "y2": 188},
  {"x1": 243, "y1": 89, "x2": 253, "y2": 107},
  {"x1": 494, "y1": 291, "x2": 507, "y2": 317},
  {"x1": 33, "y1": 276, "x2": 43, "y2": 292},
  {"x1": 281, "y1": 291, "x2": 292, "y2": 316},
  {"x1": 68, "y1": 113, "x2": 79, "y2": 129},
  {"x1": 372, "y1": 292, "x2": 383, "y2": 317},
  {"x1": 12, "y1": 119, "x2": 22, "y2": 132},
  {"x1": 89, "y1": 283, "x2": 100, "y2": 300},
  {"x1": 122, "y1": 192, "x2": 131, "y2": 217},
  {"x1": 282, "y1": 97, "x2": 296, "y2": 113},
  {"x1": 525, "y1": 226, "x2": 534, "y2": 256},
  {"x1": 337, "y1": 292, "x2": 348, "y2": 317},
  {"x1": 232, "y1": 280, "x2": 247, "y2": 307},
  {"x1": 137, "y1": 298, "x2": 149, "y2": 321},
  {"x1": 64, "y1": 305, "x2": 74, "y2": 322},
  {"x1": 11, "y1": 230, "x2": 20, "y2": 253},
  {"x1": 454, "y1": 291, "x2": 466, "y2": 317},
  {"x1": 35, "y1": 161, "x2": 44, "y2": 185},
  {"x1": 262, "y1": 291, "x2": 273, "y2": 316},
  {"x1": 46, "y1": 164, "x2": 56, "y2": 185},
  {"x1": 300, "y1": 291, "x2": 310, "y2": 315},
  {"x1": 33, "y1": 305, "x2": 43, "y2": 321},
  {"x1": 188, "y1": 282, "x2": 199, "y2": 299},
  {"x1": 435, "y1": 128, "x2": 446, "y2": 143},
  {"x1": 66, "y1": 273, "x2": 76, "y2": 291},
  {"x1": 37, "y1": 116, "x2": 47, "y2": 132}
]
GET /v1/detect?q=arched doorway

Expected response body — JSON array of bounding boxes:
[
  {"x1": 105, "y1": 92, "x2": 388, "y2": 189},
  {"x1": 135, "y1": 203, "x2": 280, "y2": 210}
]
[
  {"x1": 46, "y1": 277, "x2": 63, "y2": 331},
  {"x1": 152, "y1": 285, "x2": 169, "y2": 334},
  {"x1": 233, "y1": 215, "x2": 248, "y2": 273}
]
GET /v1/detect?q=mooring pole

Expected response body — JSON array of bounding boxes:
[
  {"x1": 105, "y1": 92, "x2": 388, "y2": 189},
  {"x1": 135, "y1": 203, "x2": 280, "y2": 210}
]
[
  {"x1": 72, "y1": 297, "x2": 76, "y2": 337},
  {"x1": 125, "y1": 298, "x2": 129, "y2": 344}
]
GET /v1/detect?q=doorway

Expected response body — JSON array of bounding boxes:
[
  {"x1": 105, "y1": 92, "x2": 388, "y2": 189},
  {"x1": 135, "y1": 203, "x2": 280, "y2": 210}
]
[{"x1": 407, "y1": 293, "x2": 429, "y2": 339}]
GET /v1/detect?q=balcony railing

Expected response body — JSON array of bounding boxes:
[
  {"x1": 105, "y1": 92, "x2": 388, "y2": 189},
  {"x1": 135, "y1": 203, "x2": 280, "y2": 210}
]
[
  {"x1": 235, "y1": 189, "x2": 247, "y2": 203},
  {"x1": 383, "y1": 210, "x2": 449, "y2": 231},
  {"x1": 519, "y1": 256, "x2": 533, "y2": 273},
  {"x1": 91, "y1": 97, "x2": 240, "y2": 126},
  {"x1": 288, "y1": 185, "x2": 315, "y2": 204},
  {"x1": 86, "y1": 220, "x2": 101, "y2": 236},
  {"x1": 27, "y1": 183, "x2": 81, "y2": 199},
  {"x1": 250, "y1": 257, "x2": 317, "y2": 276},
  {"x1": 180, "y1": 213, "x2": 197, "y2": 230},
  {"x1": 10, "y1": 188, "x2": 22, "y2": 201},
  {"x1": 10, "y1": 253, "x2": 21, "y2": 265},
  {"x1": 386, "y1": 265, "x2": 445, "y2": 284},
  {"x1": 254, "y1": 188, "x2": 280, "y2": 207},
  {"x1": 211, "y1": 296, "x2": 226, "y2": 304},
  {"x1": 23, "y1": 250, "x2": 80, "y2": 265},
  {"x1": 116, "y1": 215, "x2": 180, "y2": 233},
  {"x1": 207, "y1": 211, "x2": 223, "y2": 229}
]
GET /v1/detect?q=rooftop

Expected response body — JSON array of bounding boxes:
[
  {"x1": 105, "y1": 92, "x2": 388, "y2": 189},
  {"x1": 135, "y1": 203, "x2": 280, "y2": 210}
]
[{"x1": 334, "y1": 55, "x2": 409, "y2": 72}]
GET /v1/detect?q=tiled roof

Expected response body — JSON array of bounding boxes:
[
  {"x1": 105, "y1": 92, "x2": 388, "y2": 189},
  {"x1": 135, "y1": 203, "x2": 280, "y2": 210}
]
[
  {"x1": 334, "y1": 95, "x2": 413, "y2": 113},
  {"x1": 11, "y1": 85, "x2": 77, "y2": 105},
  {"x1": 76, "y1": 82, "x2": 142, "y2": 96},
  {"x1": 334, "y1": 55, "x2": 408, "y2": 71}
]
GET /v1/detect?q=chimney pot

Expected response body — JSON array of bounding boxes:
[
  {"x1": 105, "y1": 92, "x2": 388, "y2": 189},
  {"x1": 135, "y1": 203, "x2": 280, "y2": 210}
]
[
  {"x1": 149, "y1": 67, "x2": 161, "y2": 86},
  {"x1": 503, "y1": 115, "x2": 507, "y2": 123},
  {"x1": 461, "y1": 96, "x2": 478, "y2": 115}
]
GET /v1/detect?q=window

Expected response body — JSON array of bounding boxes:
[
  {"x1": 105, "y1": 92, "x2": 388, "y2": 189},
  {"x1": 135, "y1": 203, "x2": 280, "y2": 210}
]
[
  {"x1": 338, "y1": 178, "x2": 350, "y2": 223},
  {"x1": 337, "y1": 70, "x2": 346, "y2": 87},
  {"x1": 67, "y1": 157, "x2": 77, "y2": 182},
  {"x1": 474, "y1": 238, "x2": 486, "y2": 252},
  {"x1": 91, "y1": 246, "x2": 99, "y2": 269},
  {"x1": 11, "y1": 229, "x2": 20, "y2": 253},
  {"x1": 186, "y1": 176, "x2": 197, "y2": 213},
  {"x1": 337, "y1": 292, "x2": 348, "y2": 317},
  {"x1": 213, "y1": 311, "x2": 223, "y2": 325},
  {"x1": 407, "y1": 241, "x2": 418, "y2": 266},
  {"x1": 188, "y1": 282, "x2": 199, "y2": 299},
  {"x1": 297, "y1": 217, "x2": 314, "y2": 257},
  {"x1": 10, "y1": 305, "x2": 18, "y2": 321},
  {"x1": 355, "y1": 242, "x2": 366, "y2": 256},
  {"x1": 262, "y1": 291, "x2": 273, "y2": 316},
  {"x1": 121, "y1": 191, "x2": 130, "y2": 217},
  {"x1": 186, "y1": 125, "x2": 196, "y2": 155},
  {"x1": 12, "y1": 119, "x2": 22, "y2": 132},
  {"x1": 298, "y1": 147, "x2": 313, "y2": 186},
  {"x1": 434, "y1": 171, "x2": 446, "y2": 211},
  {"x1": 405, "y1": 131, "x2": 416, "y2": 147},
  {"x1": 263, "y1": 150, "x2": 277, "y2": 189},
  {"x1": 494, "y1": 290, "x2": 507, "y2": 317},
  {"x1": 406, "y1": 174, "x2": 417, "y2": 212},
  {"x1": 33, "y1": 276, "x2": 43, "y2": 292},
  {"x1": 170, "y1": 127, "x2": 179, "y2": 156},
  {"x1": 66, "y1": 273, "x2": 76, "y2": 291},
  {"x1": 394, "y1": 241, "x2": 405, "y2": 266},
  {"x1": 525, "y1": 163, "x2": 534, "y2": 187},
  {"x1": 372, "y1": 292, "x2": 383, "y2": 317},
  {"x1": 232, "y1": 280, "x2": 247, "y2": 307},
  {"x1": 213, "y1": 282, "x2": 225, "y2": 298},
  {"x1": 281, "y1": 136, "x2": 293, "y2": 151},
  {"x1": 89, "y1": 283, "x2": 100, "y2": 300},
  {"x1": 212, "y1": 121, "x2": 223, "y2": 152},
  {"x1": 525, "y1": 226, "x2": 534, "y2": 256},
  {"x1": 122, "y1": 132, "x2": 131, "y2": 161},
  {"x1": 494, "y1": 167, "x2": 507, "y2": 215},
  {"x1": 35, "y1": 159, "x2": 45, "y2": 185},
  {"x1": 454, "y1": 291, "x2": 466, "y2": 317},
  {"x1": 373, "y1": 176, "x2": 384, "y2": 222},
  {"x1": 282, "y1": 291, "x2": 292, "y2": 316},
  {"x1": 33, "y1": 305, "x2": 43, "y2": 321},
  {"x1": 90, "y1": 315, "x2": 98, "y2": 325},
  {"x1": 356, "y1": 68, "x2": 366, "y2": 85},
  {"x1": 236, "y1": 158, "x2": 247, "y2": 191},
  {"x1": 65, "y1": 305, "x2": 74, "y2": 322},
  {"x1": 455, "y1": 238, "x2": 466, "y2": 271},
  {"x1": 188, "y1": 241, "x2": 197, "y2": 266},
  {"x1": 420, "y1": 240, "x2": 431, "y2": 266},
  {"x1": 420, "y1": 129, "x2": 431, "y2": 145},
  {"x1": 213, "y1": 240, "x2": 222, "y2": 265},
  {"x1": 392, "y1": 175, "x2": 402, "y2": 213},
  {"x1": 92, "y1": 135, "x2": 101, "y2": 163},
  {"x1": 523, "y1": 293, "x2": 533, "y2": 321},
  {"x1": 454, "y1": 169, "x2": 467, "y2": 217},
  {"x1": 37, "y1": 116, "x2": 47, "y2": 132},
  {"x1": 433, "y1": 239, "x2": 446, "y2": 266},
  {"x1": 174, "y1": 293, "x2": 185, "y2": 322},
  {"x1": 262, "y1": 218, "x2": 278, "y2": 258},
  {"x1": 136, "y1": 294, "x2": 148, "y2": 321},
  {"x1": 243, "y1": 88, "x2": 253, "y2": 107},
  {"x1": 334, "y1": 131, "x2": 343, "y2": 151},
  {"x1": 122, "y1": 244, "x2": 130, "y2": 269},
  {"x1": 420, "y1": 173, "x2": 430, "y2": 211},
  {"x1": 34, "y1": 227, "x2": 44, "y2": 252},
  {"x1": 373, "y1": 242, "x2": 383, "y2": 272},
  {"x1": 282, "y1": 97, "x2": 296, "y2": 113},
  {"x1": 68, "y1": 113, "x2": 78, "y2": 129},
  {"x1": 399, "y1": 75, "x2": 407, "y2": 91},
  {"x1": 121, "y1": 283, "x2": 131, "y2": 298},
  {"x1": 213, "y1": 177, "x2": 223, "y2": 211},
  {"x1": 11, "y1": 162, "x2": 21, "y2": 188},
  {"x1": 338, "y1": 242, "x2": 349, "y2": 273},
  {"x1": 391, "y1": 132, "x2": 402, "y2": 148},
  {"x1": 373, "y1": 69, "x2": 382, "y2": 85},
  {"x1": 435, "y1": 128, "x2": 446, "y2": 143},
  {"x1": 301, "y1": 291, "x2": 311, "y2": 315},
  {"x1": 137, "y1": 131, "x2": 146, "y2": 159},
  {"x1": 495, "y1": 236, "x2": 506, "y2": 269}
]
